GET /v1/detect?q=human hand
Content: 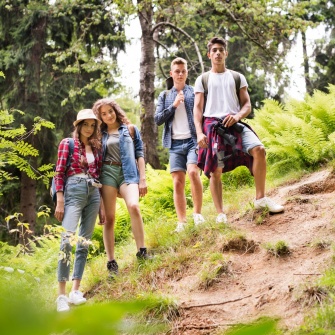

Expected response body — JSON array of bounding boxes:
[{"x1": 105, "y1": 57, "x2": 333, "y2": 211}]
[
  {"x1": 98, "y1": 206, "x2": 106, "y2": 225},
  {"x1": 139, "y1": 179, "x2": 147, "y2": 197},
  {"x1": 197, "y1": 133, "x2": 208, "y2": 148},
  {"x1": 54, "y1": 201, "x2": 65, "y2": 222},
  {"x1": 173, "y1": 91, "x2": 184, "y2": 108},
  {"x1": 222, "y1": 114, "x2": 239, "y2": 128}
]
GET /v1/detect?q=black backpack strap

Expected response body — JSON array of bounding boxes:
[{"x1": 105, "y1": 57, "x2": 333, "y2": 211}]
[{"x1": 66, "y1": 138, "x2": 74, "y2": 167}]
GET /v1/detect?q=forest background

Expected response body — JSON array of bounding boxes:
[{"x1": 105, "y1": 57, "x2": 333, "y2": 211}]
[{"x1": 1, "y1": 1, "x2": 335, "y2": 334}]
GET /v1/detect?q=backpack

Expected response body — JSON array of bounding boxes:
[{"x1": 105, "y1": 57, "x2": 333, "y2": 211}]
[
  {"x1": 50, "y1": 138, "x2": 74, "y2": 203},
  {"x1": 201, "y1": 70, "x2": 254, "y2": 119}
]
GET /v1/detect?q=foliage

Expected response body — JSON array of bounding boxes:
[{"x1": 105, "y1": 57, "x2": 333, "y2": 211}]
[
  {"x1": 263, "y1": 240, "x2": 290, "y2": 257},
  {"x1": 221, "y1": 317, "x2": 278, "y2": 335},
  {"x1": 308, "y1": 0, "x2": 335, "y2": 94},
  {"x1": 198, "y1": 253, "x2": 231, "y2": 290},
  {"x1": 221, "y1": 166, "x2": 254, "y2": 190},
  {"x1": 150, "y1": 0, "x2": 314, "y2": 105},
  {"x1": 0, "y1": 0, "x2": 127, "y2": 234},
  {"x1": 249, "y1": 86, "x2": 335, "y2": 177},
  {"x1": 0, "y1": 106, "x2": 54, "y2": 194}
]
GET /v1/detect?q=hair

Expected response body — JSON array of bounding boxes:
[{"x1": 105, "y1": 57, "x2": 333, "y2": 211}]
[
  {"x1": 92, "y1": 98, "x2": 131, "y2": 132},
  {"x1": 170, "y1": 57, "x2": 188, "y2": 70},
  {"x1": 73, "y1": 120, "x2": 101, "y2": 150},
  {"x1": 207, "y1": 37, "x2": 227, "y2": 53}
]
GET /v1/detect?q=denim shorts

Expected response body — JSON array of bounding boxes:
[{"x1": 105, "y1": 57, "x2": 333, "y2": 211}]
[
  {"x1": 100, "y1": 165, "x2": 125, "y2": 189},
  {"x1": 169, "y1": 137, "x2": 198, "y2": 173},
  {"x1": 241, "y1": 126, "x2": 263, "y2": 154}
]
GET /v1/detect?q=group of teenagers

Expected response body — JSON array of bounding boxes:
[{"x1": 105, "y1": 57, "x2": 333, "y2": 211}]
[{"x1": 54, "y1": 36, "x2": 284, "y2": 312}]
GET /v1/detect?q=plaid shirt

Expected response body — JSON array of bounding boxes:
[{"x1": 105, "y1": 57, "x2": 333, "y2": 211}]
[
  {"x1": 197, "y1": 118, "x2": 254, "y2": 178},
  {"x1": 54, "y1": 138, "x2": 102, "y2": 192},
  {"x1": 154, "y1": 84, "x2": 197, "y2": 148}
]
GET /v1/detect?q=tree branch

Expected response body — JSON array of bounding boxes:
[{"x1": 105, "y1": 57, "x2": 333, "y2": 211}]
[
  {"x1": 223, "y1": 5, "x2": 276, "y2": 61},
  {"x1": 151, "y1": 22, "x2": 204, "y2": 73},
  {"x1": 181, "y1": 294, "x2": 252, "y2": 309}
]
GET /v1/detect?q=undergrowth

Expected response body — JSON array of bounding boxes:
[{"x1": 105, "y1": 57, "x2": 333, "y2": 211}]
[{"x1": 2, "y1": 88, "x2": 335, "y2": 334}]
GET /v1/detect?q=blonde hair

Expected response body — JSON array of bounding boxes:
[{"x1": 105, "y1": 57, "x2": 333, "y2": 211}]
[{"x1": 170, "y1": 57, "x2": 187, "y2": 70}]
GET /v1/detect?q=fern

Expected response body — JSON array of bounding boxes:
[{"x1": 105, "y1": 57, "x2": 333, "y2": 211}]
[
  {"x1": 250, "y1": 87, "x2": 335, "y2": 176},
  {"x1": 0, "y1": 108, "x2": 54, "y2": 188}
]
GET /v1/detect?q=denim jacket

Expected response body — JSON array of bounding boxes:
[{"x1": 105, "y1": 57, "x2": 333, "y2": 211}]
[
  {"x1": 154, "y1": 84, "x2": 197, "y2": 149},
  {"x1": 101, "y1": 124, "x2": 144, "y2": 184}
]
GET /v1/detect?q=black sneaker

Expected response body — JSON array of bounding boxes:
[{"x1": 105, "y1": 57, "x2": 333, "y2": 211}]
[
  {"x1": 107, "y1": 259, "x2": 118, "y2": 276},
  {"x1": 136, "y1": 247, "x2": 153, "y2": 260}
]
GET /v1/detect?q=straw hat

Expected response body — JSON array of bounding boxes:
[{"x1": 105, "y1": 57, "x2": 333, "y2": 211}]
[{"x1": 73, "y1": 109, "x2": 101, "y2": 127}]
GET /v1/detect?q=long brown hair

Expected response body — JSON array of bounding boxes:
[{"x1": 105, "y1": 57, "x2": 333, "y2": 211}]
[
  {"x1": 92, "y1": 98, "x2": 131, "y2": 132},
  {"x1": 72, "y1": 120, "x2": 101, "y2": 149}
]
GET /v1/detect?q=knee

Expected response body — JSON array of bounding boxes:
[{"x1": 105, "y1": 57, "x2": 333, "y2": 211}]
[
  {"x1": 104, "y1": 216, "x2": 116, "y2": 228},
  {"x1": 60, "y1": 232, "x2": 74, "y2": 251},
  {"x1": 211, "y1": 169, "x2": 222, "y2": 181},
  {"x1": 188, "y1": 168, "x2": 199, "y2": 180},
  {"x1": 128, "y1": 202, "x2": 141, "y2": 215},
  {"x1": 173, "y1": 177, "x2": 185, "y2": 191},
  {"x1": 250, "y1": 145, "x2": 266, "y2": 158}
]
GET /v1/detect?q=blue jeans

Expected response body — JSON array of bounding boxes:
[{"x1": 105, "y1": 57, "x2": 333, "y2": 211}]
[
  {"x1": 169, "y1": 138, "x2": 198, "y2": 173},
  {"x1": 57, "y1": 176, "x2": 100, "y2": 282}
]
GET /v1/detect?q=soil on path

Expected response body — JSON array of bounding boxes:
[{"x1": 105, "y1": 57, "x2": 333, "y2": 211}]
[{"x1": 167, "y1": 169, "x2": 335, "y2": 334}]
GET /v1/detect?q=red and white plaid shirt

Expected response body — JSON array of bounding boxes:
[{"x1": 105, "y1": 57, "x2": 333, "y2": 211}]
[{"x1": 54, "y1": 138, "x2": 102, "y2": 192}]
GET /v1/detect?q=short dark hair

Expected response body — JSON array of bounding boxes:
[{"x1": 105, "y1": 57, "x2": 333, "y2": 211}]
[{"x1": 207, "y1": 37, "x2": 227, "y2": 53}]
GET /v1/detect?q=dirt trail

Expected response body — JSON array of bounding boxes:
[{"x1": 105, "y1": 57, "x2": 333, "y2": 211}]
[{"x1": 167, "y1": 169, "x2": 335, "y2": 334}]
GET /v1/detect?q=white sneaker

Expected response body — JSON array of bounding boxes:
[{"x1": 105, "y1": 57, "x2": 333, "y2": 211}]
[
  {"x1": 193, "y1": 213, "x2": 205, "y2": 226},
  {"x1": 254, "y1": 197, "x2": 284, "y2": 213},
  {"x1": 174, "y1": 222, "x2": 186, "y2": 233},
  {"x1": 56, "y1": 295, "x2": 70, "y2": 312},
  {"x1": 216, "y1": 213, "x2": 227, "y2": 224},
  {"x1": 68, "y1": 290, "x2": 87, "y2": 305}
]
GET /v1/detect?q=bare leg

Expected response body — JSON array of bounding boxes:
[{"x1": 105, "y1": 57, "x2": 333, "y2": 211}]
[
  {"x1": 72, "y1": 279, "x2": 81, "y2": 291},
  {"x1": 101, "y1": 185, "x2": 118, "y2": 261},
  {"x1": 120, "y1": 183, "x2": 145, "y2": 250},
  {"x1": 187, "y1": 164, "x2": 203, "y2": 214},
  {"x1": 210, "y1": 167, "x2": 224, "y2": 213},
  {"x1": 249, "y1": 146, "x2": 266, "y2": 200},
  {"x1": 171, "y1": 171, "x2": 187, "y2": 222},
  {"x1": 58, "y1": 281, "x2": 66, "y2": 296}
]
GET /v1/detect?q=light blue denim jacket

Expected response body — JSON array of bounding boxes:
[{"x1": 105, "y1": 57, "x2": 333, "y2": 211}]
[
  {"x1": 101, "y1": 124, "x2": 144, "y2": 184},
  {"x1": 154, "y1": 84, "x2": 197, "y2": 149}
]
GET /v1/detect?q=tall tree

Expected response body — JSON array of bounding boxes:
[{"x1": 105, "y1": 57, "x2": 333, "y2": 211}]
[
  {"x1": 129, "y1": 0, "x2": 312, "y2": 166},
  {"x1": 0, "y1": 0, "x2": 126, "y2": 237},
  {"x1": 309, "y1": 0, "x2": 335, "y2": 92}
]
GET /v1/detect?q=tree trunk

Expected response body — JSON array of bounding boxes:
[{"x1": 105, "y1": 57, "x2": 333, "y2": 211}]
[
  {"x1": 137, "y1": 0, "x2": 161, "y2": 169},
  {"x1": 19, "y1": 15, "x2": 47, "y2": 239},
  {"x1": 302, "y1": 30, "x2": 312, "y2": 95}
]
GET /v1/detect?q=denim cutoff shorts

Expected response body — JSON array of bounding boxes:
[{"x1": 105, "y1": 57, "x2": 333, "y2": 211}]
[
  {"x1": 100, "y1": 164, "x2": 125, "y2": 189},
  {"x1": 169, "y1": 137, "x2": 198, "y2": 173}
]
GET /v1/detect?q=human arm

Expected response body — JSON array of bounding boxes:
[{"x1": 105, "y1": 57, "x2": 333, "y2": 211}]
[
  {"x1": 194, "y1": 92, "x2": 208, "y2": 148},
  {"x1": 222, "y1": 86, "x2": 252, "y2": 127},
  {"x1": 137, "y1": 156, "x2": 147, "y2": 197},
  {"x1": 98, "y1": 196, "x2": 106, "y2": 225},
  {"x1": 54, "y1": 139, "x2": 71, "y2": 222},
  {"x1": 154, "y1": 91, "x2": 177, "y2": 125}
]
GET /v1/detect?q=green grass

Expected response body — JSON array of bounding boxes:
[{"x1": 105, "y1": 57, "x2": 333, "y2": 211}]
[{"x1": 2, "y1": 158, "x2": 335, "y2": 334}]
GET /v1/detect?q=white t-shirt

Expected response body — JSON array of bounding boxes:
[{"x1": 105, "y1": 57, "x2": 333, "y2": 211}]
[
  {"x1": 172, "y1": 102, "x2": 191, "y2": 140},
  {"x1": 194, "y1": 70, "x2": 248, "y2": 118}
]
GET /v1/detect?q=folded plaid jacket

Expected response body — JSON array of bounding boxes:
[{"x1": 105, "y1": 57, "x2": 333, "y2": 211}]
[{"x1": 197, "y1": 117, "x2": 255, "y2": 178}]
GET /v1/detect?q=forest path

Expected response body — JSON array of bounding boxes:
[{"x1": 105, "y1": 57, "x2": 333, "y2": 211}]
[{"x1": 166, "y1": 168, "x2": 335, "y2": 334}]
